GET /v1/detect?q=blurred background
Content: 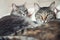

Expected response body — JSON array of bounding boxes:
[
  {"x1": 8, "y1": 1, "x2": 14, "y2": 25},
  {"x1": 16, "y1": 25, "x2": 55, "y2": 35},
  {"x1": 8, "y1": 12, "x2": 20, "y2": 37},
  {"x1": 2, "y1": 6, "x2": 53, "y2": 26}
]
[{"x1": 0, "y1": 0, "x2": 60, "y2": 18}]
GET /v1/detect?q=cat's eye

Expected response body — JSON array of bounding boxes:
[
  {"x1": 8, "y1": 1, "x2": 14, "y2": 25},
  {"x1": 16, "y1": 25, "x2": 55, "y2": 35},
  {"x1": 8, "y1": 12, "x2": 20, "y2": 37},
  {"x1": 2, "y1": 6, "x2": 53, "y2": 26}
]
[
  {"x1": 24, "y1": 9, "x2": 27, "y2": 12},
  {"x1": 47, "y1": 14, "x2": 54, "y2": 20},
  {"x1": 23, "y1": 14, "x2": 25, "y2": 15},
  {"x1": 18, "y1": 11, "x2": 21, "y2": 13}
]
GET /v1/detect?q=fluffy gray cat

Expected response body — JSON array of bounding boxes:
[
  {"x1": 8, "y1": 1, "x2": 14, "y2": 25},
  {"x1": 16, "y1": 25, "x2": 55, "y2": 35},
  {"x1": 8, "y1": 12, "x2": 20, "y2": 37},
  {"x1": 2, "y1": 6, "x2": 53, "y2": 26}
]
[{"x1": 10, "y1": 3, "x2": 28, "y2": 17}]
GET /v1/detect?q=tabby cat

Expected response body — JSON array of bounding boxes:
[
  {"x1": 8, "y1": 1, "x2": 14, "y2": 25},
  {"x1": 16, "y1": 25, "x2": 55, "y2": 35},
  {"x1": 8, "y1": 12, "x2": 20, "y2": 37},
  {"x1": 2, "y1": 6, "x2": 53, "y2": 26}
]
[
  {"x1": 19, "y1": 2, "x2": 60, "y2": 40},
  {"x1": 35, "y1": 1, "x2": 56, "y2": 23}
]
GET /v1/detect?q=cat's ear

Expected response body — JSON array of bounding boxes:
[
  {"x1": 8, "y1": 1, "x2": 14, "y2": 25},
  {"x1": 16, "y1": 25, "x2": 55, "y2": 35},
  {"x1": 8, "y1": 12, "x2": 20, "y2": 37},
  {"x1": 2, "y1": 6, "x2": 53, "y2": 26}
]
[
  {"x1": 22, "y1": 2, "x2": 26, "y2": 7},
  {"x1": 34, "y1": 3, "x2": 40, "y2": 8},
  {"x1": 12, "y1": 3, "x2": 17, "y2": 10},
  {"x1": 34, "y1": 3, "x2": 40, "y2": 12},
  {"x1": 49, "y1": 1, "x2": 55, "y2": 11},
  {"x1": 54, "y1": 8, "x2": 60, "y2": 13}
]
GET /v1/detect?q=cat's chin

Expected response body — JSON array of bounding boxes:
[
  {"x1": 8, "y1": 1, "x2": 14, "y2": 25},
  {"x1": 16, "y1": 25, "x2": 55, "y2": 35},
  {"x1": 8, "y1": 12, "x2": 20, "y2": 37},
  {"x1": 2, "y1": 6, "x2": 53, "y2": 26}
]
[{"x1": 40, "y1": 21, "x2": 47, "y2": 24}]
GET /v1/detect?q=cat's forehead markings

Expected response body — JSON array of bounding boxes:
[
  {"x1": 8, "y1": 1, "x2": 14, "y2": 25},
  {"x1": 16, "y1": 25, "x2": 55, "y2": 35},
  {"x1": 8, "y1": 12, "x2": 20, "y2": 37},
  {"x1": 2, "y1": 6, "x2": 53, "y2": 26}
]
[
  {"x1": 40, "y1": 7, "x2": 49, "y2": 10},
  {"x1": 41, "y1": 12, "x2": 48, "y2": 16},
  {"x1": 38, "y1": 7, "x2": 53, "y2": 14}
]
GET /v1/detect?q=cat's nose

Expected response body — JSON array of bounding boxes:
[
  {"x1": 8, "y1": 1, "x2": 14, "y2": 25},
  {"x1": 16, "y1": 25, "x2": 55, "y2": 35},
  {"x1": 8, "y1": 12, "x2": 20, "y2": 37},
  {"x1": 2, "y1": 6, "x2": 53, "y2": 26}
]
[
  {"x1": 42, "y1": 17, "x2": 47, "y2": 21},
  {"x1": 41, "y1": 14, "x2": 47, "y2": 21}
]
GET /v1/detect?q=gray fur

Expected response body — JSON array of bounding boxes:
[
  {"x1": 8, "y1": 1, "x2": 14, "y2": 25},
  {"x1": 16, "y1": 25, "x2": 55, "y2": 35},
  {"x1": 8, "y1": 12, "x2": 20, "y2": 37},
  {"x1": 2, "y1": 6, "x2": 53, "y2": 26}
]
[{"x1": 11, "y1": 3, "x2": 28, "y2": 17}]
